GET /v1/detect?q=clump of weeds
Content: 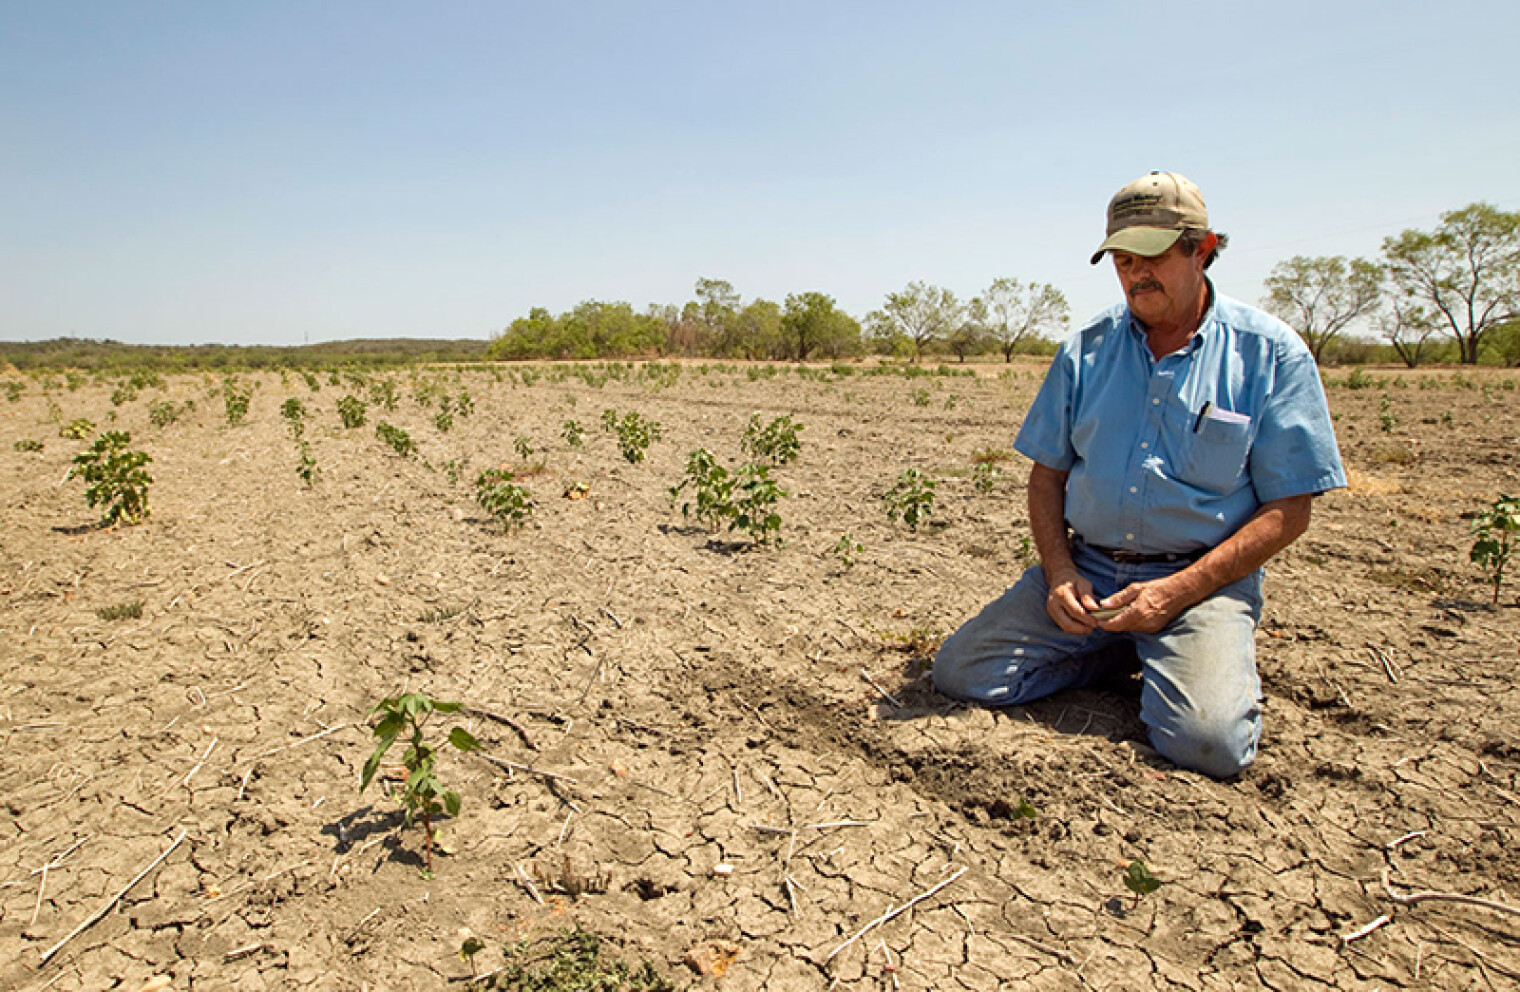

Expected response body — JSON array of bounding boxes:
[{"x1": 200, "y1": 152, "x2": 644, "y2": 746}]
[
  {"x1": 96, "y1": 600, "x2": 144, "y2": 621},
  {"x1": 360, "y1": 692, "x2": 480, "y2": 876},
  {"x1": 561, "y1": 419, "x2": 585, "y2": 447},
  {"x1": 14, "y1": 438, "x2": 43, "y2": 453},
  {"x1": 833, "y1": 533, "x2": 863, "y2": 569}
]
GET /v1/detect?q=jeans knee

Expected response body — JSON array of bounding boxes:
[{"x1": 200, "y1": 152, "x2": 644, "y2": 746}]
[{"x1": 1149, "y1": 710, "x2": 1260, "y2": 779}]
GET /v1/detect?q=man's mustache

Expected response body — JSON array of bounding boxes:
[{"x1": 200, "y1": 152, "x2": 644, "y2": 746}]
[{"x1": 1130, "y1": 280, "x2": 1163, "y2": 294}]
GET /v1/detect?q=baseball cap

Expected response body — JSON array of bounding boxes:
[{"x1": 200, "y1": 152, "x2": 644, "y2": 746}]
[{"x1": 1090, "y1": 171, "x2": 1209, "y2": 265}]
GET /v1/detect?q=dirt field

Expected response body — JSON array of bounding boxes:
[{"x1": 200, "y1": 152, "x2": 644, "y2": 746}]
[{"x1": 2, "y1": 360, "x2": 1517, "y2": 991}]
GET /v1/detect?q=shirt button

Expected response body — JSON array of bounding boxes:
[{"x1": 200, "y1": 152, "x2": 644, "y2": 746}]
[
  {"x1": 1151, "y1": 398, "x2": 1160, "y2": 405},
  {"x1": 1125, "y1": 533, "x2": 1135, "y2": 541},
  {"x1": 1140, "y1": 442, "x2": 1149, "y2": 449},
  {"x1": 1129, "y1": 486, "x2": 1138, "y2": 494}
]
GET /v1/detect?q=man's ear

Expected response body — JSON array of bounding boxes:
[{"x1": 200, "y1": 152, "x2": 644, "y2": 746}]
[{"x1": 1197, "y1": 231, "x2": 1219, "y2": 259}]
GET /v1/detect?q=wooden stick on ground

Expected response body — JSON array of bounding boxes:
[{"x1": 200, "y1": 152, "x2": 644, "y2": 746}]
[
  {"x1": 463, "y1": 706, "x2": 537, "y2": 751},
  {"x1": 826, "y1": 866, "x2": 969, "y2": 963},
  {"x1": 40, "y1": 829, "x2": 188, "y2": 965},
  {"x1": 477, "y1": 753, "x2": 579, "y2": 785}
]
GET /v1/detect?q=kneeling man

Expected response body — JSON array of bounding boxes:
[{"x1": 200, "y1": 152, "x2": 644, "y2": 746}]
[{"x1": 934, "y1": 172, "x2": 1345, "y2": 779}]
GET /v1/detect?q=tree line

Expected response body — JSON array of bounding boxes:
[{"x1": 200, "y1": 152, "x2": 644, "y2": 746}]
[
  {"x1": 1263, "y1": 202, "x2": 1520, "y2": 367},
  {"x1": 486, "y1": 277, "x2": 1070, "y2": 364}
]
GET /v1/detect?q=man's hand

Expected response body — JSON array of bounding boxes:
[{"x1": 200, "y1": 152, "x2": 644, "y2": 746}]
[
  {"x1": 1090, "y1": 577, "x2": 1189, "y2": 634},
  {"x1": 1044, "y1": 567, "x2": 1104, "y2": 634}
]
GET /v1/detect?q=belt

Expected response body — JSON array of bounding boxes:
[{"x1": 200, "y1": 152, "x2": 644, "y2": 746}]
[{"x1": 1079, "y1": 541, "x2": 1207, "y2": 565}]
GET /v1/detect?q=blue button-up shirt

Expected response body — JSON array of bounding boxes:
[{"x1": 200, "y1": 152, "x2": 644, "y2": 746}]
[{"x1": 1014, "y1": 286, "x2": 1346, "y2": 553}]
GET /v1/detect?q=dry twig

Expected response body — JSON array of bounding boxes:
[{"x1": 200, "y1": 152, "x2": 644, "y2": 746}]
[
  {"x1": 1383, "y1": 868, "x2": 1520, "y2": 920},
  {"x1": 40, "y1": 829, "x2": 188, "y2": 964},
  {"x1": 826, "y1": 866, "x2": 969, "y2": 963}
]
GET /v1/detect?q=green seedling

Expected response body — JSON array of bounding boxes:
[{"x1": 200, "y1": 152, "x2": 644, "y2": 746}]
[
  {"x1": 1378, "y1": 394, "x2": 1397, "y2": 433},
  {"x1": 561, "y1": 419, "x2": 585, "y2": 447},
  {"x1": 223, "y1": 377, "x2": 252, "y2": 425},
  {"x1": 972, "y1": 460, "x2": 1002, "y2": 493},
  {"x1": 513, "y1": 435, "x2": 535, "y2": 460},
  {"x1": 360, "y1": 692, "x2": 480, "y2": 875},
  {"x1": 1123, "y1": 859, "x2": 1162, "y2": 899},
  {"x1": 337, "y1": 394, "x2": 368, "y2": 429},
  {"x1": 669, "y1": 449, "x2": 733, "y2": 531},
  {"x1": 148, "y1": 400, "x2": 192, "y2": 428},
  {"x1": 455, "y1": 390, "x2": 474, "y2": 417},
  {"x1": 110, "y1": 383, "x2": 138, "y2": 406},
  {"x1": 600, "y1": 408, "x2": 618, "y2": 433},
  {"x1": 280, "y1": 397, "x2": 308, "y2": 439},
  {"x1": 1470, "y1": 494, "x2": 1520, "y2": 605},
  {"x1": 731, "y1": 463, "x2": 784, "y2": 545},
  {"x1": 296, "y1": 441, "x2": 319, "y2": 487},
  {"x1": 59, "y1": 418, "x2": 95, "y2": 440},
  {"x1": 909, "y1": 387, "x2": 931, "y2": 407},
  {"x1": 476, "y1": 469, "x2": 533, "y2": 532},
  {"x1": 70, "y1": 431, "x2": 152, "y2": 526},
  {"x1": 433, "y1": 407, "x2": 454, "y2": 433},
  {"x1": 883, "y1": 468, "x2": 937, "y2": 531},
  {"x1": 369, "y1": 378, "x2": 399, "y2": 411},
  {"x1": 611, "y1": 411, "x2": 662, "y2": 464},
  {"x1": 834, "y1": 533, "x2": 863, "y2": 569},
  {"x1": 459, "y1": 937, "x2": 486, "y2": 978},
  {"x1": 741, "y1": 413, "x2": 804, "y2": 466},
  {"x1": 300, "y1": 370, "x2": 322, "y2": 391},
  {"x1": 14, "y1": 438, "x2": 43, "y2": 452},
  {"x1": 376, "y1": 422, "x2": 415, "y2": 457}
]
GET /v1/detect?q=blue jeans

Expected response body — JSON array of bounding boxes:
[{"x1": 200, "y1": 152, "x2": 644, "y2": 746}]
[{"x1": 933, "y1": 542, "x2": 1264, "y2": 779}]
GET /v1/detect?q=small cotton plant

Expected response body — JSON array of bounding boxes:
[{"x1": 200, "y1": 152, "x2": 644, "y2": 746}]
[
  {"x1": 1471, "y1": 494, "x2": 1520, "y2": 605},
  {"x1": 361, "y1": 692, "x2": 480, "y2": 876},
  {"x1": 883, "y1": 468, "x2": 937, "y2": 531},
  {"x1": 70, "y1": 431, "x2": 152, "y2": 526},
  {"x1": 741, "y1": 413, "x2": 804, "y2": 466}
]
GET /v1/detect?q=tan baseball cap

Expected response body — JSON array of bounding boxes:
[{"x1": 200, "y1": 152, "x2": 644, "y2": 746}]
[{"x1": 1090, "y1": 171, "x2": 1209, "y2": 265}]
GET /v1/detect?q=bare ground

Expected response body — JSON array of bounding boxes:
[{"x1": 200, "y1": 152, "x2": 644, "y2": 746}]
[{"x1": 2, "y1": 361, "x2": 1517, "y2": 991}]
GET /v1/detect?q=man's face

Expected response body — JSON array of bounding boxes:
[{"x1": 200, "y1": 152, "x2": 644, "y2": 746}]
[{"x1": 1110, "y1": 235, "x2": 1213, "y2": 329}]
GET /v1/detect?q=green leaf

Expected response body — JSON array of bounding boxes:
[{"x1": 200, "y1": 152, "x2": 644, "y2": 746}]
[
  {"x1": 432, "y1": 700, "x2": 462, "y2": 713},
  {"x1": 371, "y1": 712, "x2": 405, "y2": 742},
  {"x1": 443, "y1": 790, "x2": 462, "y2": 817},
  {"x1": 459, "y1": 937, "x2": 485, "y2": 961},
  {"x1": 448, "y1": 727, "x2": 481, "y2": 752},
  {"x1": 1124, "y1": 859, "x2": 1162, "y2": 896},
  {"x1": 360, "y1": 746, "x2": 386, "y2": 792}
]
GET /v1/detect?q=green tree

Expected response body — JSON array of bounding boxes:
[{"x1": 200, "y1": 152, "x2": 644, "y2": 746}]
[
  {"x1": 969, "y1": 278, "x2": 1070, "y2": 363},
  {"x1": 1382, "y1": 203, "x2": 1520, "y2": 365},
  {"x1": 1261, "y1": 255, "x2": 1383, "y2": 363},
  {"x1": 1377, "y1": 299, "x2": 1442, "y2": 369},
  {"x1": 780, "y1": 292, "x2": 861, "y2": 361},
  {"x1": 867, "y1": 282, "x2": 964, "y2": 362}
]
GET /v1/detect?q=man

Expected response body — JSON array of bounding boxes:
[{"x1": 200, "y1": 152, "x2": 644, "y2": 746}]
[{"x1": 933, "y1": 171, "x2": 1345, "y2": 779}]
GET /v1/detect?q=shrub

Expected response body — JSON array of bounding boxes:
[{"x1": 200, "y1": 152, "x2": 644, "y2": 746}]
[{"x1": 70, "y1": 431, "x2": 152, "y2": 525}]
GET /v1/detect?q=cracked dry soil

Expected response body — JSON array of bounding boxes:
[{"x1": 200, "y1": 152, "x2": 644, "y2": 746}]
[{"x1": 2, "y1": 362, "x2": 1518, "y2": 991}]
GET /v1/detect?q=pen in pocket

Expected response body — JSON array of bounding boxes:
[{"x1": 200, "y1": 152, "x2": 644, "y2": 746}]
[{"x1": 1192, "y1": 400, "x2": 1213, "y2": 433}]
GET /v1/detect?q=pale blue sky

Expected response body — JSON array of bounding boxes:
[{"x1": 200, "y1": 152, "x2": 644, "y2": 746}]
[{"x1": 3, "y1": 2, "x2": 1517, "y2": 346}]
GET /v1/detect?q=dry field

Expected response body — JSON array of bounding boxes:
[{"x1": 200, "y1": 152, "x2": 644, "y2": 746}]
[{"x1": 1, "y1": 361, "x2": 1518, "y2": 991}]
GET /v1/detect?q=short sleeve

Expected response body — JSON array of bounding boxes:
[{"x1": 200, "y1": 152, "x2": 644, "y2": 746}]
[
  {"x1": 1015, "y1": 351, "x2": 1077, "y2": 472},
  {"x1": 1247, "y1": 348, "x2": 1347, "y2": 502}
]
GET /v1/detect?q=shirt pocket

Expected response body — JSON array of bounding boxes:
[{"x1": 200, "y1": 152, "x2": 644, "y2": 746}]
[{"x1": 1177, "y1": 414, "x2": 1252, "y2": 493}]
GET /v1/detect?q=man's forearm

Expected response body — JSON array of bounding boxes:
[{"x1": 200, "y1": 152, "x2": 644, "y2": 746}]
[
  {"x1": 1027, "y1": 463, "x2": 1075, "y2": 577},
  {"x1": 1163, "y1": 494, "x2": 1314, "y2": 610}
]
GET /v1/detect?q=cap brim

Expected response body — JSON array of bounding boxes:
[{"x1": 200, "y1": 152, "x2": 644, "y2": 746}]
[{"x1": 1090, "y1": 227, "x2": 1183, "y2": 265}]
